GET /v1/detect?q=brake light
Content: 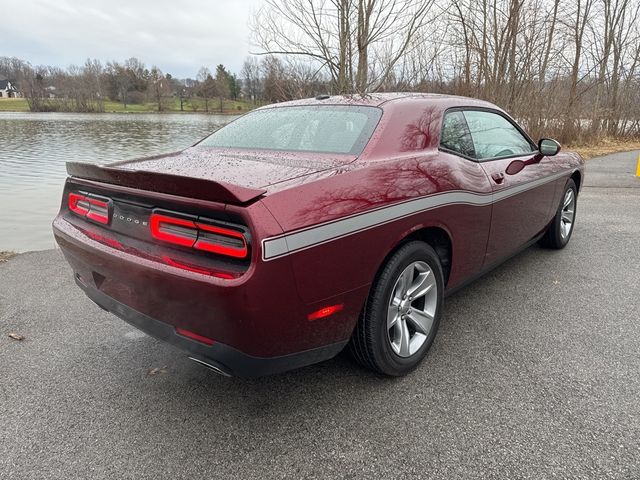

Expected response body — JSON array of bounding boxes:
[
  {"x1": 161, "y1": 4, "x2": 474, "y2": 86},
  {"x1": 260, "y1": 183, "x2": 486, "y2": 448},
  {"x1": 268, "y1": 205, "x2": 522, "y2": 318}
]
[
  {"x1": 194, "y1": 222, "x2": 248, "y2": 258},
  {"x1": 150, "y1": 214, "x2": 197, "y2": 247},
  {"x1": 150, "y1": 211, "x2": 248, "y2": 259},
  {"x1": 69, "y1": 192, "x2": 90, "y2": 216},
  {"x1": 68, "y1": 192, "x2": 110, "y2": 224}
]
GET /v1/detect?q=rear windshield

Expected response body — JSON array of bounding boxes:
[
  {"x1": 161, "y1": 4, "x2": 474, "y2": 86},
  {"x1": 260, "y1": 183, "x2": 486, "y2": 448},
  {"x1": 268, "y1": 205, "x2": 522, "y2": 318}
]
[{"x1": 199, "y1": 105, "x2": 382, "y2": 155}]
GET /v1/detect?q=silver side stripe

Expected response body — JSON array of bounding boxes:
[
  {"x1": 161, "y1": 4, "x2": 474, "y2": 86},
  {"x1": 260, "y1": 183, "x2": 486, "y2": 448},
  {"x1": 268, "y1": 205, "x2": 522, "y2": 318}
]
[{"x1": 262, "y1": 169, "x2": 572, "y2": 261}]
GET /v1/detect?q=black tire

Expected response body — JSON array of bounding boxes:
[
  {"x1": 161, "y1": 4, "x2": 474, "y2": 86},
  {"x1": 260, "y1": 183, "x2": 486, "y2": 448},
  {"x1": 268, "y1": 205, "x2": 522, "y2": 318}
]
[
  {"x1": 349, "y1": 241, "x2": 444, "y2": 376},
  {"x1": 539, "y1": 179, "x2": 578, "y2": 249}
]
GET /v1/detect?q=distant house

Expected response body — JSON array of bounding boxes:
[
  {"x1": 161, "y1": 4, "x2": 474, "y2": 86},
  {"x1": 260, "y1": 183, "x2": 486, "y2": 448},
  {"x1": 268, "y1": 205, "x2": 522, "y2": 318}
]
[
  {"x1": 0, "y1": 79, "x2": 20, "y2": 98},
  {"x1": 45, "y1": 85, "x2": 58, "y2": 98}
]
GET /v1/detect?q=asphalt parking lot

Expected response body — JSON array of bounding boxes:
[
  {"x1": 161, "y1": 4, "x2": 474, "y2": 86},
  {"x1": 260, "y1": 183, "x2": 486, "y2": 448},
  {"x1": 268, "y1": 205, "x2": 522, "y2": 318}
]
[{"x1": 1, "y1": 151, "x2": 639, "y2": 479}]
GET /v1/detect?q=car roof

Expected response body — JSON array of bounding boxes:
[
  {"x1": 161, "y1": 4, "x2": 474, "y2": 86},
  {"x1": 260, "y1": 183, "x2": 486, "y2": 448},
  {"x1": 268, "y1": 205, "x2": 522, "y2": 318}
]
[{"x1": 257, "y1": 92, "x2": 499, "y2": 111}]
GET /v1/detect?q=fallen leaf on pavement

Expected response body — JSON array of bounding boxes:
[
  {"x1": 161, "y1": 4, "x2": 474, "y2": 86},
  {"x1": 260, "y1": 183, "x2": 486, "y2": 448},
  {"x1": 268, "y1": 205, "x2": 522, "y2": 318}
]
[
  {"x1": 147, "y1": 366, "x2": 169, "y2": 376},
  {"x1": 8, "y1": 333, "x2": 25, "y2": 341},
  {"x1": 0, "y1": 251, "x2": 16, "y2": 262}
]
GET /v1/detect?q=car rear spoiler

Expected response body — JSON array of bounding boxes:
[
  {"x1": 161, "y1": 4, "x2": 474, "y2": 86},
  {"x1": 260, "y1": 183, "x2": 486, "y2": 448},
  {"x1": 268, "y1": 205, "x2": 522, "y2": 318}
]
[{"x1": 66, "y1": 162, "x2": 267, "y2": 205}]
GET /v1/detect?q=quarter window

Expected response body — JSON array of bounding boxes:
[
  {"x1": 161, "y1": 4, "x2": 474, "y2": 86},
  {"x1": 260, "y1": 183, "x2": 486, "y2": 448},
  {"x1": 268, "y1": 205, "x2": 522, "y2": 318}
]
[
  {"x1": 462, "y1": 110, "x2": 533, "y2": 160},
  {"x1": 440, "y1": 111, "x2": 475, "y2": 158}
]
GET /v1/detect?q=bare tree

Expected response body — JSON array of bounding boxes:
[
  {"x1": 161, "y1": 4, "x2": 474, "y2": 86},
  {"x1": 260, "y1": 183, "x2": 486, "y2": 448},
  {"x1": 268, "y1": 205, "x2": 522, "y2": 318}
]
[
  {"x1": 214, "y1": 64, "x2": 231, "y2": 112},
  {"x1": 5, "y1": 0, "x2": 640, "y2": 142},
  {"x1": 241, "y1": 57, "x2": 262, "y2": 104},
  {"x1": 251, "y1": 0, "x2": 436, "y2": 93},
  {"x1": 560, "y1": 0, "x2": 595, "y2": 142},
  {"x1": 148, "y1": 66, "x2": 169, "y2": 112},
  {"x1": 107, "y1": 61, "x2": 131, "y2": 108},
  {"x1": 196, "y1": 67, "x2": 213, "y2": 112}
]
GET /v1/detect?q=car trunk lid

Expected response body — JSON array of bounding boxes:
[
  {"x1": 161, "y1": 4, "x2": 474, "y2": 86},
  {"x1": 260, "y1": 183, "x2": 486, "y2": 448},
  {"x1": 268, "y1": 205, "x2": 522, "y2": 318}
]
[
  {"x1": 67, "y1": 146, "x2": 356, "y2": 204},
  {"x1": 66, "y1": 161, "x2": 267, "y2": 205},
  {"x1": 61, "y1": 147, "x2": 355, "y2": 275}
]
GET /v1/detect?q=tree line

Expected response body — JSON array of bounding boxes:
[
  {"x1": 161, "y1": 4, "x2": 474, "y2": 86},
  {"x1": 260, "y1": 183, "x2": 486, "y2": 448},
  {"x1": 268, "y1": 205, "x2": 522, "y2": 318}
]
[
  {"x1": 0, "y1": 56, "x2": 243, "y2": 113},
  {"x1": 2, "y1": 0, "x2": 639, "y2": 144},
  {"x1": 251, "y1": 0, "x2": 640, "y2": 143},
  {"x1": 0, "y1": 54, "x2": 334, "y2": 113}
]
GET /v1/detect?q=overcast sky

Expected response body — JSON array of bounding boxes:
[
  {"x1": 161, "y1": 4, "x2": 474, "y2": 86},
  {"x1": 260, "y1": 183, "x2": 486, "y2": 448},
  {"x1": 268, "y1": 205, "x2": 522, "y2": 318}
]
[{"x1": 0, "y1": 0, "x2": 262, "y2": 78}]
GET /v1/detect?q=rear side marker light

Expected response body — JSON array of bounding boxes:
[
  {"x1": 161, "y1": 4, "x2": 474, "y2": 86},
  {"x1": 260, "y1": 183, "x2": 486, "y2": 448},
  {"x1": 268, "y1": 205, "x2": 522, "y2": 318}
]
[
  {"x1": 176, "y1": 328, "x2": 215, "y2": 346},
  {"x1": 308, "y1": 304, "x2": 344, "y2": 321},
  {"x1": 68, "y1": 192, "x2": 110, "y2": 225},
  {"x1": 150, "y1": 212, "x2": 248, "y2": 259}
]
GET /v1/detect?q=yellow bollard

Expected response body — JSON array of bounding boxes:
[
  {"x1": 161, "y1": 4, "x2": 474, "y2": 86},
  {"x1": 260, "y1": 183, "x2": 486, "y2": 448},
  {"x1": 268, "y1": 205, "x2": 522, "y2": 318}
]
[{"x1": 637, "y1": 154, "x2": 640, "y2": 177}]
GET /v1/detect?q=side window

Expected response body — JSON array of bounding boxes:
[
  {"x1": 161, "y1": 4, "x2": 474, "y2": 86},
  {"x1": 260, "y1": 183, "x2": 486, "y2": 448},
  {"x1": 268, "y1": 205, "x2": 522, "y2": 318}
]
[
  {"x1": 440, "y1": 111, "x2": 475, "y2": 158},
  {"x1": 463, "y1": 110, "x2": 533, "y2": 160}
]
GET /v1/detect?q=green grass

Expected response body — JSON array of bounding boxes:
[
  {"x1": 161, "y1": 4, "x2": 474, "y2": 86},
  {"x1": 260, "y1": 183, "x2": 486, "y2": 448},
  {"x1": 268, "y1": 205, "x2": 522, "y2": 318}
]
[
  {"x1": 0, "y1": 97, "x2": 258, "y2": 114},
  {"x1": 0, "y1": 98, "x2": 30, "y2": 112},
  {"x1": 136, "y1": 97, "x2": 256, "y2": 114},
  {"x1": 102, "y1": 100, "x2": 150, "y2": 112}
]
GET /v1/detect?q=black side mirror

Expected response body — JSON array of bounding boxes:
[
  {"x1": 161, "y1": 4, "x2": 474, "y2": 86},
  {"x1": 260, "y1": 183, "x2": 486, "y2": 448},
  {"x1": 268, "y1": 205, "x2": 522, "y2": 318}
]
[{"x1": 538, "y1": 138, "x2": 561, "y2": 156}]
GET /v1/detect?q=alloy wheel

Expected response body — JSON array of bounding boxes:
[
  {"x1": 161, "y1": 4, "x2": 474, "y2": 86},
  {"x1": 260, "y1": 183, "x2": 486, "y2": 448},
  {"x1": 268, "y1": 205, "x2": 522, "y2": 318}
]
[{"x1": 387, "y1": 261, "x2": 438, "y2": 358}]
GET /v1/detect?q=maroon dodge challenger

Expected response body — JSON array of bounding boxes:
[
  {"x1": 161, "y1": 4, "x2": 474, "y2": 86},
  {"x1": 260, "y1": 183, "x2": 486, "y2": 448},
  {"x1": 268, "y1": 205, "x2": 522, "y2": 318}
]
[{"x1": 53, "y1": 93, "x2": 584, "y2": 377}]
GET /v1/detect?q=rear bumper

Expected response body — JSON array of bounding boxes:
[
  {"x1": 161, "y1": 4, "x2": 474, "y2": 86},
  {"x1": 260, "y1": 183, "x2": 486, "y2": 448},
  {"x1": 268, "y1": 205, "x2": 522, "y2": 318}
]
[
  {"x1": 53, "y1": 215, "x2": 360, "y2": 376},
  {"x1": 78, "y1": 277, "x2": 347, "y2": 377}
]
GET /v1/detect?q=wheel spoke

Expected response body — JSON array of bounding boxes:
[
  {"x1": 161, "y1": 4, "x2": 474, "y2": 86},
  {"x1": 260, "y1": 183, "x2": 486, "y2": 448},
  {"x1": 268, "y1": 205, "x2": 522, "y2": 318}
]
[
  {"x1": 398, "y1": 319, "x2": 411, "y2": 357},
  {"x1": 387, "y1": 304, "x2": 399, "y2": 328},
  {"x1": 395, "y1": 266, "x2": 412, "y2": 298},
  {"x1": 561, "y1": 210, "x2": 573, "y2": 223},
  {"x1": 563, "y1": 190, "x2": 573, "y2": 208},
  {"x1": 407, "y1": 270, "x2": 435, "y2": 300},
  {"x1": 407, "y1": 309, "x2": 434, "y2": 335},
  {"x1": 389, "y1": 324, "x2": 398, "y2": 354}
]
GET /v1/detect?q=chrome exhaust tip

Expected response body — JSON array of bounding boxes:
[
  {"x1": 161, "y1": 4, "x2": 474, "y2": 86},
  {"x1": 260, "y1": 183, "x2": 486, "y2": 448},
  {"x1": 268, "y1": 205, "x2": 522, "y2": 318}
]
[{"x1": 188, "y1": 357, "x2": 232, "y2": 377}]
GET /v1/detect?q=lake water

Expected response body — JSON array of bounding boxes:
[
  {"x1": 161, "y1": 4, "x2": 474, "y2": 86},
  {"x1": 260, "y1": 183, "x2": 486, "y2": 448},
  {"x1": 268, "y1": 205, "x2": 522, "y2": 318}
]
[{"x1": 0, "y1": 112, "x2": 235, "y2": 252}]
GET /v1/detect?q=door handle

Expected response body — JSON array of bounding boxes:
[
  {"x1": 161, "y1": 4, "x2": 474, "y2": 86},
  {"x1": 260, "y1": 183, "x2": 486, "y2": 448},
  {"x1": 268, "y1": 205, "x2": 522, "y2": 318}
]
[{"x1": 491, "y1": 172, "x2": 505, "y2": 184}]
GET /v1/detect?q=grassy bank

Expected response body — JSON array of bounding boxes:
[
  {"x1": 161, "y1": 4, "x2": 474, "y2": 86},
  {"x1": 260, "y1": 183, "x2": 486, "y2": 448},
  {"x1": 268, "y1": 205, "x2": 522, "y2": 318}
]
[
  {"x1": 569, "y1": 138, "x2": 640, "y2": 160},
  {"x1": 0, "y1": 98, "x2": 30, "y2": 112},
  {"x1": 0, "y1": 97, "x2": 258, "y2": 114}
]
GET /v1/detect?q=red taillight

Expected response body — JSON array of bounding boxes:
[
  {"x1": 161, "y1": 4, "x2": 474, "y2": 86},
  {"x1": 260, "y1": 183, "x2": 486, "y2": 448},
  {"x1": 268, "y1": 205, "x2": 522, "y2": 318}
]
[
  {"x1": 68, "y1": 192, "x2": 110, "y2": 225},
  {"x1": 175, "y1": 327, "x2": 215, "y2": 345},
  {"x1": 194, "y1": 222, "x2": 248, "y2": 258},
  {"x1": 69, "y1": 192, "x2": 90, "y2": 216},
  {"x1": 86, "y1": 197, "x2": 110, "y2": 224},
  {"x1": 150, "y1": 211, "x2": 248, "y2": 259},
  {"x1": 307, "y1": 304, "x2": 344, "y2": 321},
  {"x1": 150, "y1": 214, "x2": 197, "y2": 247}
]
